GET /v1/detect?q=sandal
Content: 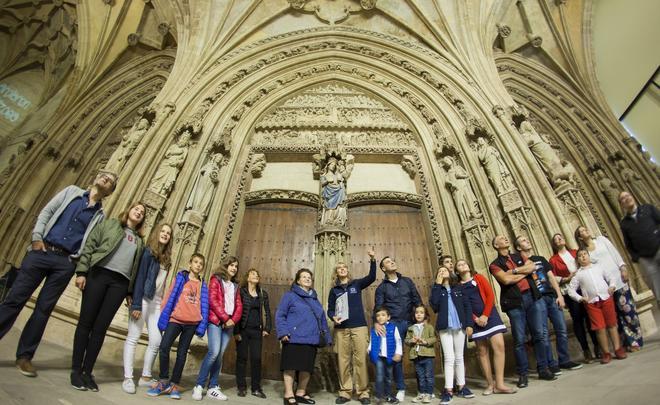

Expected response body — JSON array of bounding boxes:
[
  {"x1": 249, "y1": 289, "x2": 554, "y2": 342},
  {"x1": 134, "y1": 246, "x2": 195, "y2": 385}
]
[
  {"x1": 493, "y1": 387, "x2": 517, "y2": 394},
  {"x1": 284, "y1": 396, "x2": 298, "y2": 404},
  {"x1": 295, "y1": 394, "x2": 316, "y2": 404}
]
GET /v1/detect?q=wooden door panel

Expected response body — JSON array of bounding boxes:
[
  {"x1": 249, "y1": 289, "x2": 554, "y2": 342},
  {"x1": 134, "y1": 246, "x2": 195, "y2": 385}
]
[
  {"x1": 229, "y1": 203, "x2": 317, "y2": 379},
  {"x1": 348, "y1": 204, "x2": 435, "y2": 378}
]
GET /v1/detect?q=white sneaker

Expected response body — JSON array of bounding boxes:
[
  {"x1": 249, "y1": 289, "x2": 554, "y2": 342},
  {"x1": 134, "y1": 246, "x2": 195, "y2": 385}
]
[
  {"x1": 122, "y1": 378, "x2": 136, "y2": 394},
  {"x1": 192, "y1": 385, "x2": 204, "y2": 401},
  {"x1": 412, "y1": 394, "x2": 425, "y2": 403},
  {"x1": 396, "y1": 390, "x2": 405, "y2": 402},
  {"x1": 138, "y1": 377, "x2": 158, "y2": 387},
  {"x1": 207, "y1": 387, "x2": 228, "y2": 401},
  {"x1": 422, "y1": 394, "x2": 432, "y2": 404}
]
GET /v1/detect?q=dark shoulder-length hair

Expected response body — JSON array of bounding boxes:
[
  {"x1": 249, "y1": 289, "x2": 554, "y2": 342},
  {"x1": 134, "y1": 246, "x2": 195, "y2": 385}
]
[
  {"x1": 435, "y1": 266, "x2": 459, "y2": 286},
  {"x1": 146, "y1": 222, "x2": 173, "y2": 269},
  {"x1": 118, "y1": 201, "x2": 146, "y2": 237},
  {"x1": 454, "y1": 259, "x2": 477, "y2": 277},
  {"x1": 216, "y1": 255, "x2": 239, "y2": 282},
  {"x1": 240, "y1": 268, "x2": 261, "y2": 289}
]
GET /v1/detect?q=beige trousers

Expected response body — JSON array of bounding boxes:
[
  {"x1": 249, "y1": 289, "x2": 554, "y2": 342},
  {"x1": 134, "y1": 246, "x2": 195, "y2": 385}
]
[{"x1": 335, "y1": 326, "x2": 370, "y2": 399}]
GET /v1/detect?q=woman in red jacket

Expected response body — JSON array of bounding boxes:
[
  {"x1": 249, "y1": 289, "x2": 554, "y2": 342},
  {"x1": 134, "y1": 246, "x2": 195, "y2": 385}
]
[
  {"x1": 548, "y1": 233, "x2": 599, "y2": 363},
  {"x1": 455, "y1": 259, "x2": 514, "y2": 395},
  {"x1": 192, "y1": 256, "x2": 243, "y2": 401}
]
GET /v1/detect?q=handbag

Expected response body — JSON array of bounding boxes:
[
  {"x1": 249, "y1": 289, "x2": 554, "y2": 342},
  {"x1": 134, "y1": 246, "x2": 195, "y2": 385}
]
[{"x1": 295, "y1": 293, "x2": 327, "y2": 347}]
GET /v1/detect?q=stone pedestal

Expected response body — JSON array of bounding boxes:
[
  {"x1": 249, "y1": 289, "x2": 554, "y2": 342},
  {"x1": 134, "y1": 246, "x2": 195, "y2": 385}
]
[
  {"x1": 142, "y1": 189, "x2": 168, "y2": 237},
  {"x1": 172, "y1": 209, "x2": 205, "y2": 271}
]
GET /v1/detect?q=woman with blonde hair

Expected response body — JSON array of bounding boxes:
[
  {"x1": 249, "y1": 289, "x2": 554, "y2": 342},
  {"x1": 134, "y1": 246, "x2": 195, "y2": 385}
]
[
  {"x1": 122, "y1": 222, "x2": 173, "y2": 394},
  {"x1": 234, "y1": 268, "x2": 272, "y2": 399}
]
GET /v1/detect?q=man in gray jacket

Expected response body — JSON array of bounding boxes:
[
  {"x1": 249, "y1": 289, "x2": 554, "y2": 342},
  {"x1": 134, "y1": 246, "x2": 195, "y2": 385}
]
[{"x1": 0, "y1": 171, "x2": 116, "y2": 377}]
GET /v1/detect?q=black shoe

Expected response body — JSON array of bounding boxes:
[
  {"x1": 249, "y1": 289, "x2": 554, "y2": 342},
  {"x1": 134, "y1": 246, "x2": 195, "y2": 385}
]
[
  {"x1": 284, "y1": 397, "x2": 298, "y2": 405},
  {"x1": 238, "y1": 389, "x2": 247, "y2": 397},
  {"x1": 296, "y1": 395, "x2": 316, "y2": 404},
  {"x1": 385, "y1": 397, "x2": 399, "y2": 404},
  {"x1": 549, "y1": 365, "x2": 562, "y2": 375},
  {"x1": 70, "y1": 371, "x2": 87, "y2": 391},
  {"x1": 560, "y1": 361, "x2": 584, "y2": 370},
  {"x1": 336, "y1": 397, "x2": 350, "y2": 404},
  {"x1": 516, "y1": 374, "x2": 528, "y2": 388},
  {"x1": 81, "y1": 372, "x2": 99, "y2": 391},
  {"x1": 538, "y1": 368, "x2": 558, "y2": 381},
  {"x1": 359, "y1": 398, "x2": 371, "y2": 404},
  {"x1": 252, "y1": 389, "x2": 267, "y2": 399}
]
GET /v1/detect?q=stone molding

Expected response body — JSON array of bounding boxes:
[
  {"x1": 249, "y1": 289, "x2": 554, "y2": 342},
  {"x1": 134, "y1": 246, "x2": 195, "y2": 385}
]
[
  {"x1": 346, "y1": 191, "x2": 422, "y2": 207},
  {"x1": 244, "y1": 189, "x2": 320, "y2": 207}
]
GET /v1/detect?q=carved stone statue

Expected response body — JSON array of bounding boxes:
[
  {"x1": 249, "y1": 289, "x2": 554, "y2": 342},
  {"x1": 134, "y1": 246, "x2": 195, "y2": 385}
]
[
  {"x1": 105, "y1": 118, "x2": 150, "y2": 174},
  {"x1": 519, "y1": 120, "x2": 576, "y2": 187},
  {"x1": 442, "y1": 156, "x2": 482, "y2": 223},
  {"x1": 149, "y1": 130, "x2": 192, "y2": 196},
  {"x1": 185, "y1": 153, "x2": 226, "y2": 216},
  {"x1": 616, "y1": 159, "x2": 650, "y2": 203},
  {"x1": 595, "y1": 169, "x2": 622, "y2": 215},
  {"x1": 250, "y1": 153, "x2": 267, "y2": 177},
  {"x1": 320, "y1": 155, "x2": 354, "y2": 227},
  {"x1": 476, "y1": 136, "x2": 514, "y2": 194}
]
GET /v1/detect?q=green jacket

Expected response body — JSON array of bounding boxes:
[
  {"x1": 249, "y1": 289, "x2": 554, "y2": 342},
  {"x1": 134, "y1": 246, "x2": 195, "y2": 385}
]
[
  {"x1": 75, "y1": 218, "x2": 144, "y2": 294},
  {"x1": 405, "y1": 323, "x2": 437, "y2": 360}
]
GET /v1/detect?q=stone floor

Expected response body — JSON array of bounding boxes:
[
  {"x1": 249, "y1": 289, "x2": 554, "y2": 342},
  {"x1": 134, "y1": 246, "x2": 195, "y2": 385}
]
[{"x1": 1, "y1": 320, "x2": 660, "y2": 405}]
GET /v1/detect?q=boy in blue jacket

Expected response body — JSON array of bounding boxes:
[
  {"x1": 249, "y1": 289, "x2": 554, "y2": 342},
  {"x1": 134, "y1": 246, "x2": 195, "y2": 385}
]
[
  {"x1": 369, "y1": 306, "x2": 403, "y2": 404},
  {"x1": 147, "y1": 253, "x2": 209, "y2": 399}
]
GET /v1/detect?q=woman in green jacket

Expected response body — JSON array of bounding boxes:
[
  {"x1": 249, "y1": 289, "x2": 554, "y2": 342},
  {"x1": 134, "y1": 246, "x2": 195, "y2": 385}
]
[{"x1": 70, "y1": 201, "x2": 145, "y2": 392}]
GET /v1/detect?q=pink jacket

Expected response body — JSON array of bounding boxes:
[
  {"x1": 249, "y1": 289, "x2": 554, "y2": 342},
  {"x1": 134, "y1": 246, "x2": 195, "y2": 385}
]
[{"x1": 208, "y1": 274, "x2": 243, "y2": 326}]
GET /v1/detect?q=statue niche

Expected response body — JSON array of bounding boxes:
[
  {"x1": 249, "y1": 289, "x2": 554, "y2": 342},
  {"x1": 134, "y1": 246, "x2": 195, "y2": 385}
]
[
  {"x1": 517, "y1": 119, "x2": 576, "y2": 187},
  {"x1": 105, "y1": 118, "x2": 152, "y2": 174},
  {"x1": 149, "y1": 130, "x2": 192, "y2": 197},
  {"x1": 475, "y1": 136, "x2": 514, "y2": 195},
  {"x1": 185, "y1": 152, "x2": 227, "y2": 217},
  {"x1": 319, "y1": 155, "x2": 354, "y2": 227},
  {"x1": 441, "y1": 156, "x2": 482, "y2": 224}
]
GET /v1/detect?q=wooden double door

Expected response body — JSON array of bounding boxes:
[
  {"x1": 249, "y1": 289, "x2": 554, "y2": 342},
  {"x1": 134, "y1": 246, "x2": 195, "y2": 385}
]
[{"x1": 229, "y1": 202, "x2": 435, "y2": 380}]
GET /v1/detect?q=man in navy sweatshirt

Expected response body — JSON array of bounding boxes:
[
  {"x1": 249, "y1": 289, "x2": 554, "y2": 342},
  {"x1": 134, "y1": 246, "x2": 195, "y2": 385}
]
[{"x1": 373, "y1": 256, "x2": 422, "y2": 402}]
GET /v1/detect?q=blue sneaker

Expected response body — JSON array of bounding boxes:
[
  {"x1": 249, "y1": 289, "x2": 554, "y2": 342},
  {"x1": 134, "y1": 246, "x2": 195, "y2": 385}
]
[
  {"x1": 455, "y1": 387, "x2": 474, "y2": 399},
  {"x1": 440, "y1": 391, "x2": 453, "y2": 405},
  {"x1": 169, "y1": 385, "x2": 181, "y2": 400},
  {"x1": 147, "y1": 381, "x2": 172, "y2": 397}
]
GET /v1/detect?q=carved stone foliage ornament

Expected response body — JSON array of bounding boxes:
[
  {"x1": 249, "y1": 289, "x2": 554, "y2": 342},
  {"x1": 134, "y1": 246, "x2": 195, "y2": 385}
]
[
  {"x1": 288, "y1": 0, "x2": 377, "y2": 25},
  {"x1": 250, "y1": 153, "x2": 267, "y2": 177},
  {"x1": 244, "y1": 189, "x2": 320, "y2": 207},
  {"x1": 346, "y1": 191, "x2": 422, "y2": 207},
  {"x1": 148, "y1": 130, "x2": 192, "y2": 197},
  {"x1": 400, "y1": 155, "x2": 416, "y2": 179}
]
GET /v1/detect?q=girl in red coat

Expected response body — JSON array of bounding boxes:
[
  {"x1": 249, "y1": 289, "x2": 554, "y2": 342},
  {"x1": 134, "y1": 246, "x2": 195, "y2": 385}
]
[{"x1": 193, "y1": 256, "x2": 243, "y2": 401}]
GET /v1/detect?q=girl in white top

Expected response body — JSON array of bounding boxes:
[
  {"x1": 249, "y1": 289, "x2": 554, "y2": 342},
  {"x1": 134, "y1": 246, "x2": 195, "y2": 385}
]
[
  {"x1": 575, "y1": 226, "x2": 643, "y2": 351},
  {"x1": 122, "y1": 222, "x2": 173, "y2": 394}
]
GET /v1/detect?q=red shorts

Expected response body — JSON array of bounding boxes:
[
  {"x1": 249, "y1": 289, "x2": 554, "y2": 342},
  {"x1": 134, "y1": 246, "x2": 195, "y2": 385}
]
[{"x1": 585, "y1": 297, "x2": 617, "y2": 330}]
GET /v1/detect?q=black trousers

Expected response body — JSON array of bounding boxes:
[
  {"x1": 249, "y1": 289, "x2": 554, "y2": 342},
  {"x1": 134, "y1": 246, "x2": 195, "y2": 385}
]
[
  {"x1": 564, "y1": 293, "x2": 599, "y2": 354},
  {"x1": 159, "y1": 322, "x2": 197, "y2": 384},
  {"x1": 0, "y1": 250, "x2": 75, "y2": 359},
  {"x1": 72, "y1": 267, "x2": 128, "y2": 373},
  {"x1": 235, "y1": 326, "x2": 263, "y2": 391}
]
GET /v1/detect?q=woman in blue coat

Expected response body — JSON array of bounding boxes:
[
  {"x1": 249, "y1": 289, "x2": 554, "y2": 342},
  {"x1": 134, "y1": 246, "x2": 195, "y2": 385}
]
[{"x1": 276, "y1": 268, "x2": 332, "y2": 405}]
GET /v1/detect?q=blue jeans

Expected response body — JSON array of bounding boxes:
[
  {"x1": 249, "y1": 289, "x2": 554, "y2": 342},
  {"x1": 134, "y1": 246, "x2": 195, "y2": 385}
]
[
  {"x1": 414, "y1": 356, "x2": 434, "y2": 395},
  {"x1": 542, "y1": 295, "x2": 570, "y2": 367},
  {"x1": 195, "y1": 324, "x2": 232, "y2": 388},
  {"x1": 391, "y1": 320, "x2": 408, "y2": 391},
  {"x1": 374, "y1": 357, "x2": 394, "y2": 399},
  {"x1": 506, "y1": 292, "x2": 548, "y2": 375},
  {"x1": 159, "y1": 322, "x2": 197, "y2": 384}
]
